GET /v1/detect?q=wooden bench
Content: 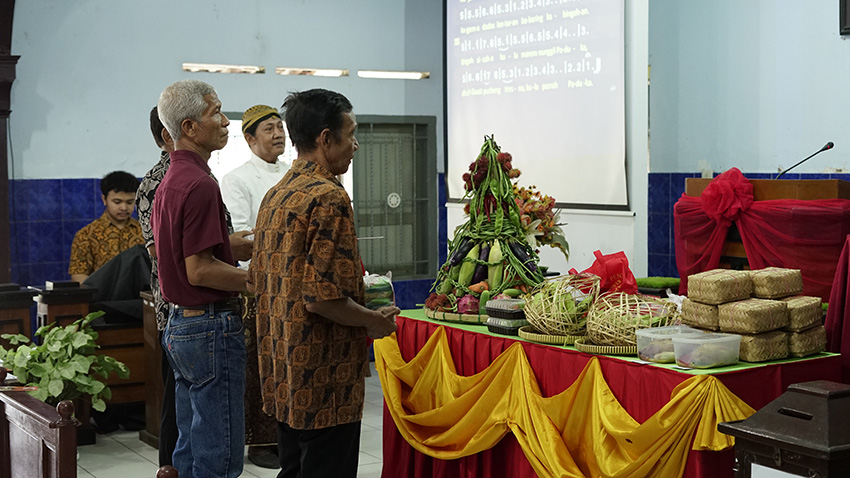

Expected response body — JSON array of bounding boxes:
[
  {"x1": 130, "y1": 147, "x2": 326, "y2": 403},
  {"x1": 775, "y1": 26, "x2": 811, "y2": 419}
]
[{"x1": 0, "y1": 369, "x2": 77, "y2": 478}]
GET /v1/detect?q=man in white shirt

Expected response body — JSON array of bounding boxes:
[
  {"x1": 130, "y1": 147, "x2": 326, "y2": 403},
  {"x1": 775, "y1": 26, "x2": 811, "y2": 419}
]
[
  {"x1": 221, "y1": 104, "x2": 289, "y2": 240},
  {"x1": 220, "y1": 104, "x2": 289, "y2": 469}
]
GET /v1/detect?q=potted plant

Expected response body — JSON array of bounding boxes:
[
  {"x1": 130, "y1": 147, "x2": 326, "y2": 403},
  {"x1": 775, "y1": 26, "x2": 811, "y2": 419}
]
[{"x1": 0, "y1": 310, "x2": 130, "y2": 417}]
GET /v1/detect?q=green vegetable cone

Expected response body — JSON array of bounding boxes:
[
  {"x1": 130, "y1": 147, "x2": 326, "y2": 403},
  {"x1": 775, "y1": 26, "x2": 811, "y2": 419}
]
[{"x1": 428, "y1": 135, "x2": 545, "y2": 311}]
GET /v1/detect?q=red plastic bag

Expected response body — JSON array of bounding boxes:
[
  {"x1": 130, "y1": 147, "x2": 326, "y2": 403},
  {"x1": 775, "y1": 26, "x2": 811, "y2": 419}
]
[{"x1": 569, "y1": 250, "x2": 638, "y2": 294}]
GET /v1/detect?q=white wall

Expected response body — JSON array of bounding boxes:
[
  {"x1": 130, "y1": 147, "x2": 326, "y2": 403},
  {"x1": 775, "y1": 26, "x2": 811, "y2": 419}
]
[
  {"x1": 649, "y1": 0, "x2": 850, "y2": 174},
  {"x1": 10, "y1": 0, "x2": 443, "y2": 178},
  {"x1": 11, "y1": 0, "x2": 650, "y2": 275}
]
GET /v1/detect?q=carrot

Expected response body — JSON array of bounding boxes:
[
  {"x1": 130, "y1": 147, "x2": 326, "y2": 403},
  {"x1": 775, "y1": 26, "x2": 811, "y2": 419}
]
[{"x1": 468, "y1": 281, "x2": 489, "y2": 294}]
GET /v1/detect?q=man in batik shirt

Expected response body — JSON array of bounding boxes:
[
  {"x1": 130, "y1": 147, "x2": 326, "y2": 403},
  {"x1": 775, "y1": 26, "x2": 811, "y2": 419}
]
[{"x1": 250, "y1": 89, "x2": 398, "y2": 477}]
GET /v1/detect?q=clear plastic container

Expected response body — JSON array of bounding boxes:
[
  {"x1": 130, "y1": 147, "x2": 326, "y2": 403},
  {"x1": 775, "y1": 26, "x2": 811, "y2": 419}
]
[
  {"x1": 673, "y1": 332, "x2": 742, "y2": 369},
  {"x1": 636, "y1": 325, "x2": 701, "y2": 363}
]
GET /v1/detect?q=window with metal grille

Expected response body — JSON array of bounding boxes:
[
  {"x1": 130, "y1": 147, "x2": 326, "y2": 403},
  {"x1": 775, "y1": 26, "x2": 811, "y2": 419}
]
[{"x1": 352, "y1": 116, "x2": 437, "y2": 280}]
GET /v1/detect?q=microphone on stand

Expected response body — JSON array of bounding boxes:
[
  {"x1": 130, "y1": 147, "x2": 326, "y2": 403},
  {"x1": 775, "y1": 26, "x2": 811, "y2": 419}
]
[{"x1": 776, "y1": 141, "x2": 835, "y2": 179}]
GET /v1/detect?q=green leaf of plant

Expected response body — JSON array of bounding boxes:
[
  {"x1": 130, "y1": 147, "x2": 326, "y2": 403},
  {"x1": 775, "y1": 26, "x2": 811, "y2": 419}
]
[
  {"x1": 57, "y1": 362, "x2": 76, "y2": 380},
  {"x1": 13, "y1": 346, "x2": 30, "y2": 367},
  {"x1": 28, "y1": 362, "x2": 47, "y2": 377},
  {"x1": 71, "y1": 331, "x2": 91, "y2": 348},
  {"x1": 71, "y1": 356, "x2": 91, "y2": 374},
  {"x1": 91, "y1": 397, "x2": 106, "y2": 412},
  {"x1": 30, "y1": 387, "x2": 48, "y2": 402},
  {"x1": 89, "y1": 381, "x2": 105, "y2": 394},
  {"x1": 48, "y1": 379, "x2": 65, "y2": 397}
]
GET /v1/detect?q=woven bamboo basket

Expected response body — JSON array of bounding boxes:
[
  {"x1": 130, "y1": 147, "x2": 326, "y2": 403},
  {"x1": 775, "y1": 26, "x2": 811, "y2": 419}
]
[
  {"x1": 524, "y1": 274, "x2": 600, "y2": 336},
  {"x1": 780, "y1": 296, "x2": 823, "y2": 332},
  {"x1": 586, "y1": 292, "x2": 679, "y2": 347},
  {"x1": 681, "y1": 298, "x2": 720, "y2": 330},
  {"x1": 518, "y1": 325, "x2": 583, "y2": 346},
  {"x1": 718, "y1": 298, "x2": 789, "y2": 334},
  {"x1": 739, "y1": 330, "x2": 789, "y2": 362},
  {"x1": 687, "y1": 269, "x2": 753, "y2": 305},
  {"x1": 751, "y1": 267, "x2": 803, "y2": 299},
  {"x1": 789, "y1": 325, "x2": 827, "y2": 357},
  {"x1": 574, "y1": 337, "x2": 636, "y2": 356}
]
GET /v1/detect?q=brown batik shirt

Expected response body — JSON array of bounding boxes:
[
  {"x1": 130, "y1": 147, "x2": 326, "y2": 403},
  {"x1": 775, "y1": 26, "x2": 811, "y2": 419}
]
[
  {"x1": 69, "y1": 212, "x2": 143, "y2": 276},
  {"x1": 250, "y1": 158, "x2": 367, "y2": 430}
]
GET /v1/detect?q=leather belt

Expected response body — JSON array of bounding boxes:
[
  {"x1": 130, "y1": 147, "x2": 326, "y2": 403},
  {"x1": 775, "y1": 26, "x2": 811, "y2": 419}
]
[{"x1": 173, "y1": 298, "x2": 242, "y2": 314}]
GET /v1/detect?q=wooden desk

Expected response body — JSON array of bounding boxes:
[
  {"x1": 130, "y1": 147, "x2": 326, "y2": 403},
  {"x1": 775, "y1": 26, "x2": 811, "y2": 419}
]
[
  {"x1": 382, "y1": 311, "x2": 843, "y2": 478},
  {"x1": 0, "y1": 388, "x2": 77, "y2": 478},
  {"x1": 0, "y1": 284, "x2": 35, "y2": 350}
]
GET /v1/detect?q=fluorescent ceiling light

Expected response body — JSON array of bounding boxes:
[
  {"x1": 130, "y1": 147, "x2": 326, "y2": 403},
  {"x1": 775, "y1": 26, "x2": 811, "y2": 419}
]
[
  {"x1": 275, "y1": 67, "x2": 349, "y2": 77},
  {"x1": 182, "y1": 63, "x2": 264, "y2": 74},
  {"x1": 357, "y1": 70, "x2": 430, "y2": 80}
]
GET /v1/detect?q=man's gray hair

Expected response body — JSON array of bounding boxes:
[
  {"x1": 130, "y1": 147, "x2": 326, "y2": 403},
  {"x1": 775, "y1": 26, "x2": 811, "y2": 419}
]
[{"x1": 157, "y1": 79, "x2": 218, "y2": 142}]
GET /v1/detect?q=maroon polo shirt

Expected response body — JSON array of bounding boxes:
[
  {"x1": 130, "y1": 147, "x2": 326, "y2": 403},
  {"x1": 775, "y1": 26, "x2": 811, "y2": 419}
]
[{"x1": 151, "y1": 149, "x2": 236, "y2": 306}]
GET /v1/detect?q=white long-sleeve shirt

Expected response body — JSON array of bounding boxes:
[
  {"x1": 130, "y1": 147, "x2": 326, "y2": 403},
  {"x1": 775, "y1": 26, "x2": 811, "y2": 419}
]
[{"x1": 221, "y1": 153, "x2": 289, "y2": 267}]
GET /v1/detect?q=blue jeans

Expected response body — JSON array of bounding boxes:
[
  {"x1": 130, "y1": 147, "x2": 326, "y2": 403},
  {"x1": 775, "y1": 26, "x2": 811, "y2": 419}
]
[{"x1": 162, "y1": 305, "x2": 246, "y2": 478}]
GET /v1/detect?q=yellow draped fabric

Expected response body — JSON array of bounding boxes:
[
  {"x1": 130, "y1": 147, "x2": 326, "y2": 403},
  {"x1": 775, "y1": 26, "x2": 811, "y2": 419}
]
[{"x1": 374, "y1": 327, "x2": 755, "y2": 478}]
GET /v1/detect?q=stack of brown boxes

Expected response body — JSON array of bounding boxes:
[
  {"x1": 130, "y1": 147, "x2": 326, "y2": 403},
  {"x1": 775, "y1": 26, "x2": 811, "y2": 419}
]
[{"x1": 681, "y1": 268, "x2": 826, "y2": 362}]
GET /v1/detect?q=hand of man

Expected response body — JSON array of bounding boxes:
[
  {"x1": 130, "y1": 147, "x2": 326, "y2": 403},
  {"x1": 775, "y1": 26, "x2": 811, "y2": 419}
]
[
  {"x1": 229, "y1": 230, "x2": 254, "y2": 262},
  {"x1": 366, "y1": 306, "x2": 400, "y2": 340}
]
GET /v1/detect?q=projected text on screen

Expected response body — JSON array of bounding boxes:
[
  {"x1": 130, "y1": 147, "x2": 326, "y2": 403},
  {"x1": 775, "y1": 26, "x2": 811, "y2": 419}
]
[{"x1": 446, "y1": 0, "x2": 627, "y2": 209}]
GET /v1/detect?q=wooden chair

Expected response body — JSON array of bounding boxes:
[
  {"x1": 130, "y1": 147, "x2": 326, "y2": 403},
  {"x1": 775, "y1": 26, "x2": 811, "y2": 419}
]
[{"x1": 0, "y1": 368, "x2": 77, "y2": 478}]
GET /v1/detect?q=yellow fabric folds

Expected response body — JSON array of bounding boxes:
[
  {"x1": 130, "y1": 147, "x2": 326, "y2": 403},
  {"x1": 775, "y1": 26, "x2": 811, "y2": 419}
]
[{"x1": 375, "y1": 327, "x2": 755, "y2": 478}]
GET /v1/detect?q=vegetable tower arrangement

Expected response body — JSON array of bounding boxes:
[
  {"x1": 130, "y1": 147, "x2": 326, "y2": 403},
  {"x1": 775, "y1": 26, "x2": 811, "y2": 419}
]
[{"x1": 426, "y1": 135, "x2": 545, "y2": 315}]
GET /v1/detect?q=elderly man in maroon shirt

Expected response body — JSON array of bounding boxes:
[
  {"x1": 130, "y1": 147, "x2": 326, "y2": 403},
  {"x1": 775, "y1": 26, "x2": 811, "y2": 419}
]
[{"x1": 152, "y1": 79, "x2": 251, "y2": 478}]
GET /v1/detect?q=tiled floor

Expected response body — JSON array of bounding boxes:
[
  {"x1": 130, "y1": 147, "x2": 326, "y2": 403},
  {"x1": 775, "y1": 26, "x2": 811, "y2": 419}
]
[{"x1": 76, "y1": 362, "x2": 385, "y2": 478}]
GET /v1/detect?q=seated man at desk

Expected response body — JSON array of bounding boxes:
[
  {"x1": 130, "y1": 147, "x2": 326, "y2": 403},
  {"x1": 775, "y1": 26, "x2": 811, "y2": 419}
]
[{"x1": 69, "y1": 171, "x2": 144, "y2": 283}]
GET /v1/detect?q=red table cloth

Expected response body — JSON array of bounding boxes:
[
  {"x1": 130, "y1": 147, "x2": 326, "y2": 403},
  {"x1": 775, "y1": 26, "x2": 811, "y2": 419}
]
[{"x1": 381, "y1": 313, "x2": 842, "y2": 478}]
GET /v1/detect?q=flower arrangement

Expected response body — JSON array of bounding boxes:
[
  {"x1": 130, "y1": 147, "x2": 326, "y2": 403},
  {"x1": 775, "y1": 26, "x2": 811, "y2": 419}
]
[{"x1": 513, "y1": 184, "x2": 569, "y2": 261}]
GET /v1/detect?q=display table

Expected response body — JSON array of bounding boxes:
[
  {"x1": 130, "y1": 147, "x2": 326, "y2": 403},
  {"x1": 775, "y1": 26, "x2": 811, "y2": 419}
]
[{"x1": 379, "y1": 310, "x2": 842, "y2": 478}]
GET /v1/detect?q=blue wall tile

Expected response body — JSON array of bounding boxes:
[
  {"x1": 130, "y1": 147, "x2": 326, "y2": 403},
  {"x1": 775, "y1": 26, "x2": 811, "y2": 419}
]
[
  {"x1": 669, "y1": 254, "x2": 680, "y2": 279},
  {"x1": 9, "y1": 180, "x2": 28, "y2": 222},
  {"x1": 27, "y1": 180, "x2": 62, "y2": 221},
  {"x1": 647, "y1": 173, "x2": 671, "y2": 214},
  {"x1": 647, "y1": 253, "x2": 667, "y2": 277},
  {"x1": 394, "y1": 278, "x2": 433, "y2": 310},
  {"x1": 10, "y1": 263, "x2": 28, "y2": 287},
  {"x1": 29, "y1": 221, "x2": 65, "y2": 264},
  {"x1": 647, "y1": 213, "x2": 671, "y2": 255},
  {"x1": 9, "y1": 221, "x2": 29, "y2": 265},
  {"x1": 670, "y1": 173, "x2": 696, "y2": 201},
  {"x1": 29, "y1": 262, "x2": 66, "y2": 289},
  {"x1": 62, "y1": 178, "x2": 97, "y2": 220}
]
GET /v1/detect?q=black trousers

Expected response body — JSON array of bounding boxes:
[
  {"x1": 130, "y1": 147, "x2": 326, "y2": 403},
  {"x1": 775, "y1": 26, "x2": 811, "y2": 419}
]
[
  {"x1": 159, "y1": 331, "x2": 178, "y2": 466},
  {"x1": 277, "y1": 420, "x2": 361, "y2": 478}
]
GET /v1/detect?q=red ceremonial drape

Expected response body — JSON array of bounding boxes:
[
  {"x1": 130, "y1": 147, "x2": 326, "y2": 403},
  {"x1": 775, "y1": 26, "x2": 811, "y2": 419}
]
[
  {"x1": 674, "y1": 168, "x2": 850, "y2": 301},
  {"x1": 825, "y1": 234, "x2": 850, "y2": 382}
]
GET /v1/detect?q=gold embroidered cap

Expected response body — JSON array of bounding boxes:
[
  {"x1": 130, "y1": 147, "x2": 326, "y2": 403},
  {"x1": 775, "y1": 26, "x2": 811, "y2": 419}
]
[{"x1": 241, "y1": 104, "x2": 280, "y2": 134}]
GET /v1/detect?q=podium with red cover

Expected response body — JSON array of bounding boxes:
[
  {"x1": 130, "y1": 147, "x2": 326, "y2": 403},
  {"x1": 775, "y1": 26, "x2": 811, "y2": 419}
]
[{"x1": 674, "y1": 169, "x2": 850, "y2": 301}]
